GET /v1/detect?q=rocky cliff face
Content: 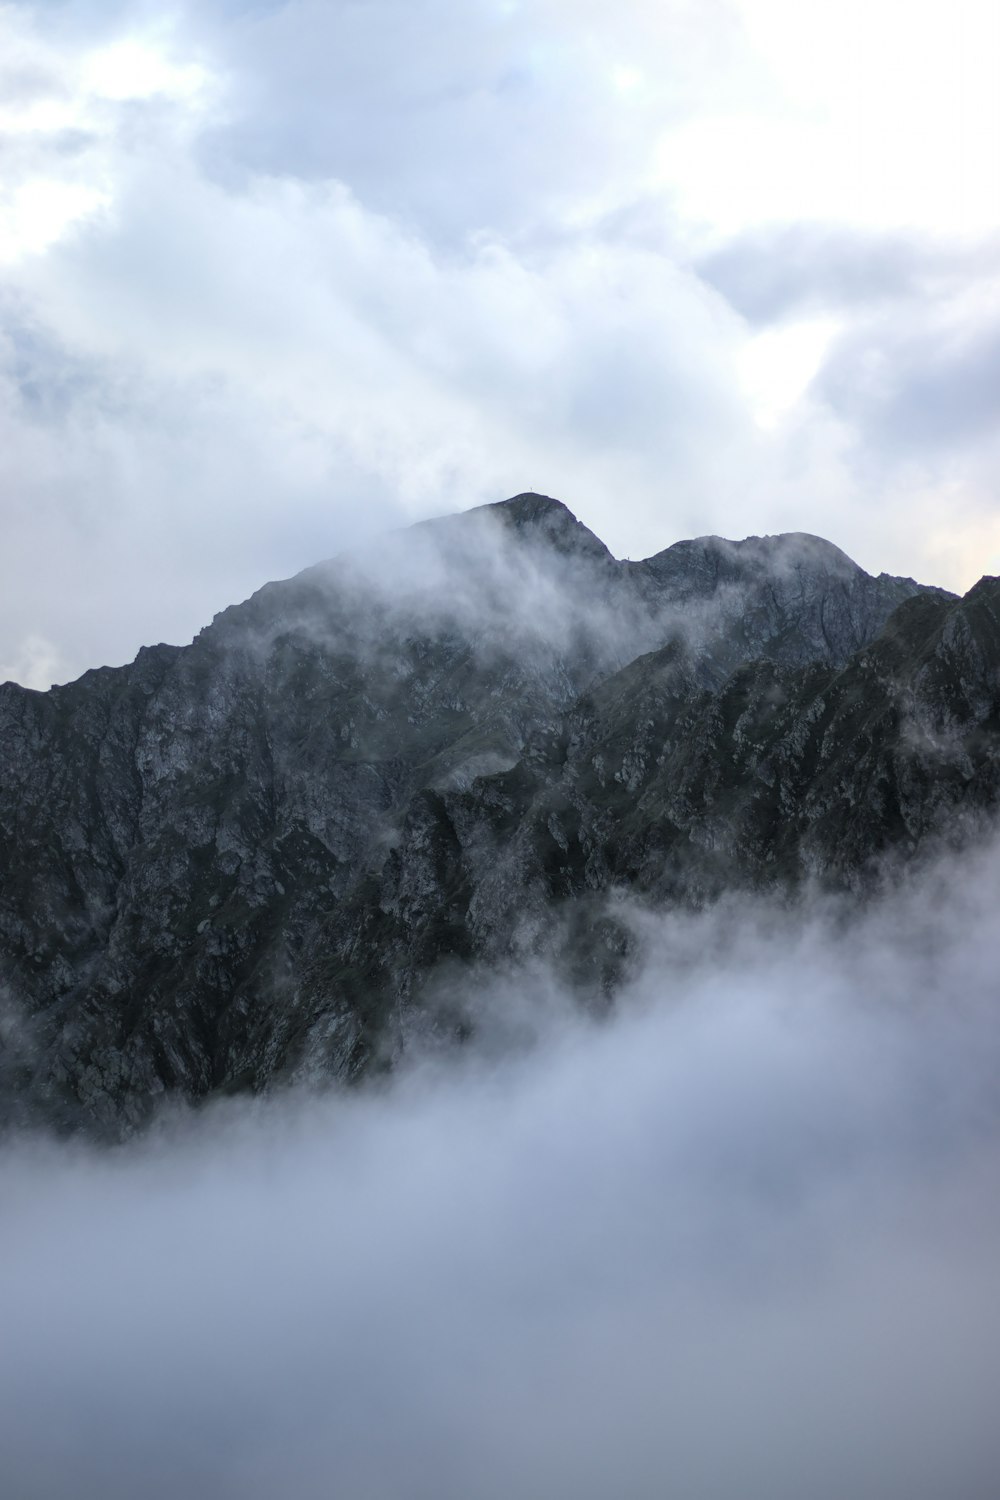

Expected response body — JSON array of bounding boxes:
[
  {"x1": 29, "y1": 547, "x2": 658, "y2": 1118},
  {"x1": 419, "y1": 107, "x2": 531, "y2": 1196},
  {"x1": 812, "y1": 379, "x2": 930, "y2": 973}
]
[{"x1": 4, "y1": 492, "x2": 994, "y2": 1136}]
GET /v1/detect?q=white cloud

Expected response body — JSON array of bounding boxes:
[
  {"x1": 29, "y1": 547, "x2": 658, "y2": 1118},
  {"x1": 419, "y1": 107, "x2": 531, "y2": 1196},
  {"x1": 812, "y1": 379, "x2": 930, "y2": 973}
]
[
  {"x1": 0, "y1": 177, "x2": 110, "y2": 263},
  {"x1": 0, "y1": 0, "x2": 997, "y2": 682},
  {"x1": 4, "y1": 840, "x2": 1000, "y2": 1496},
  {"x1": 0, "y1": 631, "x2": 67, "y2": 689},
  {"x1": 81, "y1": 34, "x2": 211, "y2": 104},
  {"x1": 717, "y1": 0, "x2": 1000, "y2": 238}
]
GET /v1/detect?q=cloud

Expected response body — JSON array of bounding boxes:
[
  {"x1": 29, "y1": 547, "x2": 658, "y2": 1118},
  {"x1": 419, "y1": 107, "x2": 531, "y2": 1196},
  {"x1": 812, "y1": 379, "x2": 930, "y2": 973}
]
[
  {"x1": 4, "y1": 838, "x2": 1000, "y2": 1497},
  {"x1": 697, "y1": 228, "x2": 1000, "y2": 326},
  {"x1": 665, "y1": 0, "x2": 1000, "y2": 241},
  {"x1": 0, "y1": 630, "x2": 66, "y2": 690},
  {"x1": 0, "y1": 0, "x2": 998, "y2": 684},
  {"x1": 819, "y1": 305, "x2": 1000, "y2": 457},
  {"x1": 187, "y1": 0, "x2": 741, "y2": 244}
]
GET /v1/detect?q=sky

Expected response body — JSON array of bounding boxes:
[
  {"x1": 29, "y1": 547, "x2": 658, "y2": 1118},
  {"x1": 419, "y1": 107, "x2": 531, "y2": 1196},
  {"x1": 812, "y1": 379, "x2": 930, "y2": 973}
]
[{"x1": 1, "y1": 0, "x2": 998, "y2": 686}]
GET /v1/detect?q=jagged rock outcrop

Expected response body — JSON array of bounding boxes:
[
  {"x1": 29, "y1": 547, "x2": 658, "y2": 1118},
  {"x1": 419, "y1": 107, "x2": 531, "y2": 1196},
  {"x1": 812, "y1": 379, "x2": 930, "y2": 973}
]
[{"x1": 3, "y1": 492, "x2": 993, "y2": 1136}]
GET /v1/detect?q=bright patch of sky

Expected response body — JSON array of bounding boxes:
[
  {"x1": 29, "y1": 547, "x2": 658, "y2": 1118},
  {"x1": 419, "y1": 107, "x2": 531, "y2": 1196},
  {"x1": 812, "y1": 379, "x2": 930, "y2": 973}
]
[
  {"x1": 737, "y1": 318, "x2": 839, "y2": 430},
  {"x1": 660, "y1": 0, "x2": 1000, "y2": 241}
]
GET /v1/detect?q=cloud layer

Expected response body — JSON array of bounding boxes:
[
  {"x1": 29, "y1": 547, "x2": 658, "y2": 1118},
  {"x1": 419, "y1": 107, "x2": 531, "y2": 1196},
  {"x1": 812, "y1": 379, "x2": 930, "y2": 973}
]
[{"x1": 3, "y1": 838, "x2": 1000, "y2": 1498}]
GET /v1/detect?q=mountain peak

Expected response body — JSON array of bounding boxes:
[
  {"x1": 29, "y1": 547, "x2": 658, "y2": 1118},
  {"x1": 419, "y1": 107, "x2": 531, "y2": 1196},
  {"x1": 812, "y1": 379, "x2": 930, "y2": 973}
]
[
  {"x1": 646, "y1": 529, "x2": 861, "y2": 583},
  {"x1": 487, "y1": 491, "x2": 573, "y2": 521},
  {"x1": 472, "y1": 491, "x2": 615, "y2": 564}
]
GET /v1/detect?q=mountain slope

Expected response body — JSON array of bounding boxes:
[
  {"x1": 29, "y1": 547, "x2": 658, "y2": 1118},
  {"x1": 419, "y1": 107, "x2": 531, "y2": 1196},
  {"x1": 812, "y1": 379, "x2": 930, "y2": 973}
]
[{"x1": 1, "y1": 493, "x2": 981, "y2": 1135}]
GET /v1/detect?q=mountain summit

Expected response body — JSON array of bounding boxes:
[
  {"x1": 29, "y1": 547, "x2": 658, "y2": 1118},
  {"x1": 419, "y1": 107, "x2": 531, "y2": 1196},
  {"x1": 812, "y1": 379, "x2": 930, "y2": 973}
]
[{"x1": 2, "y1": 495, "x2": 992, "y2": 1136}]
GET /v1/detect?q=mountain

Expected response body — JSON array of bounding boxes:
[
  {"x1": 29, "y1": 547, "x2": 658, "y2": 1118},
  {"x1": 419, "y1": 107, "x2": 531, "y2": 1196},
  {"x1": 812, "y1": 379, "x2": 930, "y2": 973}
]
[{"x1": 3, "y1": 492, "x2": 994, "y2": 1137}]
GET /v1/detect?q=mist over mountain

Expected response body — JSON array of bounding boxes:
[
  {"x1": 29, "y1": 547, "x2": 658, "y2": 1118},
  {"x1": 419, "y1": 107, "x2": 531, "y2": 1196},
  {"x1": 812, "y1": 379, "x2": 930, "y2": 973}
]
[
  {"x1": 4, "y1": 835, "x2": 1000, "y2": 1500},
  {"x1": 5, "y1": 491, "x2": 1000, "y2": 1498},
  {"x1": 2, "y1": 490, "x2": 994, "y2": 1137}
]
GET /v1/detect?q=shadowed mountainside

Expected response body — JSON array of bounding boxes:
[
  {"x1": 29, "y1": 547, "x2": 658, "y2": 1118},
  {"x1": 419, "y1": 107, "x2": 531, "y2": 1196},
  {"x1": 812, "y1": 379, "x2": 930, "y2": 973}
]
[{"x1": 4, "y1": 492, "x2": 996, "y2": 1136}]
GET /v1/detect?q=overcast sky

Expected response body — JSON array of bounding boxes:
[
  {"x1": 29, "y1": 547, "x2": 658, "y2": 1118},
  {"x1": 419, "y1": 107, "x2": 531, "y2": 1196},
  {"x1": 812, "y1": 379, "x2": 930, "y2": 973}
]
[{"x1": 1, "y1": 0, "x2": 998, "y2": 686}]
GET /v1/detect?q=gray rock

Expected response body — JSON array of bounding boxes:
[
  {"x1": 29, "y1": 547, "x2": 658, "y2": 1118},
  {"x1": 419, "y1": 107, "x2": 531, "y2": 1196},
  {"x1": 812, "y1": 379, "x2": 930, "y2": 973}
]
[{"x1": 2, "y1": 492, "x2": 982, "y2": 1136}]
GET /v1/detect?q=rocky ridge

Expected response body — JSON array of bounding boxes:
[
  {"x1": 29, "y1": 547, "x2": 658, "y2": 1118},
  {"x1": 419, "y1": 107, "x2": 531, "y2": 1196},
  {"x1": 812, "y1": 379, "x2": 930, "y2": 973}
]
[{"x1": 2, "y1": 492, "x2": 995, "y2": 1136}]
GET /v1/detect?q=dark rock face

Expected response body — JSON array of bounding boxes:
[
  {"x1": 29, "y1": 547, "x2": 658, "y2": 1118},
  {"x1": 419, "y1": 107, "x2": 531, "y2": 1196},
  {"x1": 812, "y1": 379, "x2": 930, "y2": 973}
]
[{"x1": 3, "y1": 491, "x2": 995, "y2": 1136}]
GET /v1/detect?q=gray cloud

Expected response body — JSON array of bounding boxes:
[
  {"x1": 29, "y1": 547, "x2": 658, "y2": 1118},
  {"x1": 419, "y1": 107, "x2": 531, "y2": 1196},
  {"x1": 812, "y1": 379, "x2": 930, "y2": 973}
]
[
  {"x1": 186, "y1": 0, "x2": 714, "y2": 246},
  {"x1": 819, "y1": 310, "x2": 1000, "y2": 457},
  {"x1": 3, "y1": 838, "x2": 1000, "y2": 1497},
  {"x1": 697, "y1": 226, "x2": 1000, "y2": 325}
]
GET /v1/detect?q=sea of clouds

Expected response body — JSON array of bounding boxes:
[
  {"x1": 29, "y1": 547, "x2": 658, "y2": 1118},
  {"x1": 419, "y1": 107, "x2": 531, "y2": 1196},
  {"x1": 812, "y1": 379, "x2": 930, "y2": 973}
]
[{"x1": 3, "y1": 835, "x2": 1000, "y2": 1497}]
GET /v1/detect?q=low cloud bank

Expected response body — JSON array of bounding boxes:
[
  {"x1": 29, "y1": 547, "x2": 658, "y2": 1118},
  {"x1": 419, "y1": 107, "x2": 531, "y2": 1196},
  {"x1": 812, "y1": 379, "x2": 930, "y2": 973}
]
[{"x1": 4, "y1": 843, "x2": 1000, "y2": 1498}]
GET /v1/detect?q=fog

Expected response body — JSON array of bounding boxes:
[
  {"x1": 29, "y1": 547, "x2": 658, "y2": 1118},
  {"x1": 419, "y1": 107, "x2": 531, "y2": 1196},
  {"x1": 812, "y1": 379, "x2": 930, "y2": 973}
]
[
  {"x1": 242, "y1": 498, "x2": 866, "y2": 700},
  {"x1": 3, "y1": 837, "x2": 1000, "y2": 1498},
  {"x1": 277, "y1": 508, "x2": 679, "y2": 720}
]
